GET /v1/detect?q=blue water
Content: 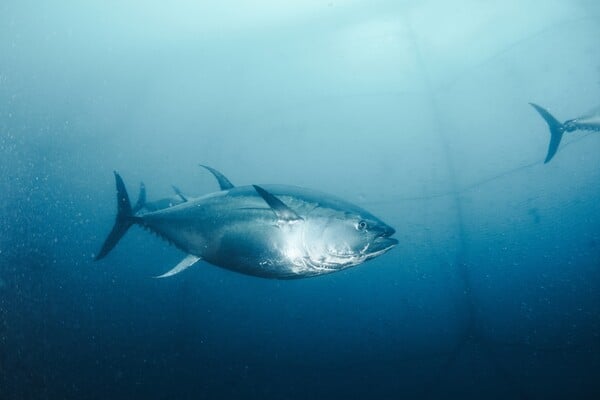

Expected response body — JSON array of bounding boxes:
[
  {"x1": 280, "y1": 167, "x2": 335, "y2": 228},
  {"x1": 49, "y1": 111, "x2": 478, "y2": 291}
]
[{"x1": 1, "y1": 1, "x2": 599, "y2": 399}]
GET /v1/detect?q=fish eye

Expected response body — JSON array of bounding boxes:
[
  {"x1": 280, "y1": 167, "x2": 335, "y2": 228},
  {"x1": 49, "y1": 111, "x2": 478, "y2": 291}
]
[{"x1": 357, "y1": 220, "x2": 367, "y2": 231}]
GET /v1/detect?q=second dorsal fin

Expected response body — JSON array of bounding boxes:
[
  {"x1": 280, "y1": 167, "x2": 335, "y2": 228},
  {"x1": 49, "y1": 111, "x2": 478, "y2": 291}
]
[{"x1": 171, "y1": 185, "x2": 188, "y2": 202}]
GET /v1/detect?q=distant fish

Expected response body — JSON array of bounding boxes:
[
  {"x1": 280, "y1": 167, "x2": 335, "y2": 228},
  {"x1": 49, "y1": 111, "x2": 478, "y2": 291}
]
[
  {"x1": 131, "y1": 165, "x2": 234, "y2": 214},
  {"x1": 95, "y1": 167, "x2": 397, "y2": 279},
  {"x1": 132, "y1": 182, "x2": 187, "y2": 214},
  {"x1": 529, "y1": 103, "x2": 600, "y2": 163}
]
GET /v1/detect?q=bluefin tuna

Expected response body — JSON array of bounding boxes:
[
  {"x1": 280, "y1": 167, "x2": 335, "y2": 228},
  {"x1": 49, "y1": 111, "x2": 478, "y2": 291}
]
[
  {"x1": 95, "y1": 168, "x2": 397, "y2": 279},
  {"x1": 132, "y1": 182, "x2": 187, "y2": 214},
  {"x1": 530, "y1": 103, "x2": 600, "y2": 163}
]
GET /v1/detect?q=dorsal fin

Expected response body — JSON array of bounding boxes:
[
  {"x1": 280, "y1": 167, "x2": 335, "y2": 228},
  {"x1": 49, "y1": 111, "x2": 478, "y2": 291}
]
[
  {"x1": 252, "y1": 185, "x2": 302, "y2": 222},
  {"x1": 199, "y1": 165, "x2": 235, "y2": 190},
  {"x1": 171, "y1": 185, "x2": 187, "y2": 202}
]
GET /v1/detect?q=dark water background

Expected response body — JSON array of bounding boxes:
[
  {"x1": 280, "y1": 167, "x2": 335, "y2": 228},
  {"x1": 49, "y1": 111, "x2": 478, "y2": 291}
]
[{"x1": 1, "y1": 1, "x2": 599, "y2": 399}]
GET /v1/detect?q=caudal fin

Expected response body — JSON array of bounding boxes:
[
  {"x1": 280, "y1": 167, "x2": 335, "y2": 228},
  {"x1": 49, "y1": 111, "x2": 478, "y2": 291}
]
[
  {"x1": 95, "y1": 172, "x2": 136, "y2": 260},
  {"x1": 529, "y1": 103, "x2": 565, "y2": 163}
]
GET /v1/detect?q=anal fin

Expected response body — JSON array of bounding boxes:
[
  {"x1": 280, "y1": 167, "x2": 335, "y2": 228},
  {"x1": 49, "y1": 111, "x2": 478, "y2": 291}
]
[{"x1": 154, "y1": 254, "x2": 201, "y2": 278}]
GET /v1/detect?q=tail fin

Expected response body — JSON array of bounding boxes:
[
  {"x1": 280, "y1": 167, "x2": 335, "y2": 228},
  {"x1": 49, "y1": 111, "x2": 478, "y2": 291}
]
[
  {"x1": 529, "y1": 103, "x2": 565, "y2": 163},
  {"x1": 95, "y1": 172, "x2": 136, "y2": 260},
  {"x1": 132, "y1": 182, "x2": 147, "y2": 214}
]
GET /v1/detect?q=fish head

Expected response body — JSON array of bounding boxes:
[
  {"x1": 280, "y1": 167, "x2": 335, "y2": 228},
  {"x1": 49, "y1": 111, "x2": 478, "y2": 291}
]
[{"x1": 302, "y1": 207, "x2": 397, "y2": 270}]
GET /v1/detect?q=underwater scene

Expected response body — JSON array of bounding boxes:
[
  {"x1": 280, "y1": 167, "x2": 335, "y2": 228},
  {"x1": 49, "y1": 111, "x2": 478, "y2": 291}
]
[{"x1": 1, "y1": 1, "x2": 599, "y2": 399}]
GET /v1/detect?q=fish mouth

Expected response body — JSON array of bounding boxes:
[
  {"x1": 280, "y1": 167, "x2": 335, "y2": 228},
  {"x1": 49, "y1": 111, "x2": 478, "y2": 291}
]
[
  {"x1": 362, "y1": 232, "x2": 398, "y2": 259},
  {"x1": 371, "y1": 224, "x2": 397, "y2": 252},
  {"x1": 369, "y1": 236, "x2": 398, "y2": 254}
]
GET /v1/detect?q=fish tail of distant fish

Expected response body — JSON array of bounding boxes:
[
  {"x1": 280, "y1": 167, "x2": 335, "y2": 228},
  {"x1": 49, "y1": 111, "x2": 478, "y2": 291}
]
[
  {"x1": 529, "y1": 103, "x2": 565, "y2": 163},
  {"x1": 95, "y1": 172, "x2": 141, "y2": 260},
  {"x1": 132, "y1": 182, "x2": 146, "y2": 214}
]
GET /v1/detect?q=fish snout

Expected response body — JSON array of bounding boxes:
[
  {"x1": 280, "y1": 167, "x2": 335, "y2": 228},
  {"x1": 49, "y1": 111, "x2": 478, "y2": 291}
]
[
  {"x1": 383, "y1": 225, "x2": 396, "y2": 237},
  {"x1": 368, "y1": 224, "x2": 398, "y2": 253},
  {"x1": 372, "y1": 224, "x2": 395, "y2": 238}
]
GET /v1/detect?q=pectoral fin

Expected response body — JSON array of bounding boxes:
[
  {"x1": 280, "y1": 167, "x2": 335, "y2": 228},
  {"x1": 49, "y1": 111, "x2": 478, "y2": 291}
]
[
  {"x1": 154, "y1": 254, "x2": 201, "y2": 278},
  {"x1": 253, "y1": 185, "x2": 303, "y2": 222}
]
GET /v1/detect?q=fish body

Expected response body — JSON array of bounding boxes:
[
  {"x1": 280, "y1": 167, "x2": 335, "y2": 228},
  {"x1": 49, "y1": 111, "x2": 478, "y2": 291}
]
[{"x1": 96, "y1": 171, "x2": 397, "y2": 279}]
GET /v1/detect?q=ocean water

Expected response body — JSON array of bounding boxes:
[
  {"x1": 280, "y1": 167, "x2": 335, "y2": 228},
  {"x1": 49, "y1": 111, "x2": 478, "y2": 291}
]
[{"x1": 1, "y1": 1, "x2": 599, "y2": 399}]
